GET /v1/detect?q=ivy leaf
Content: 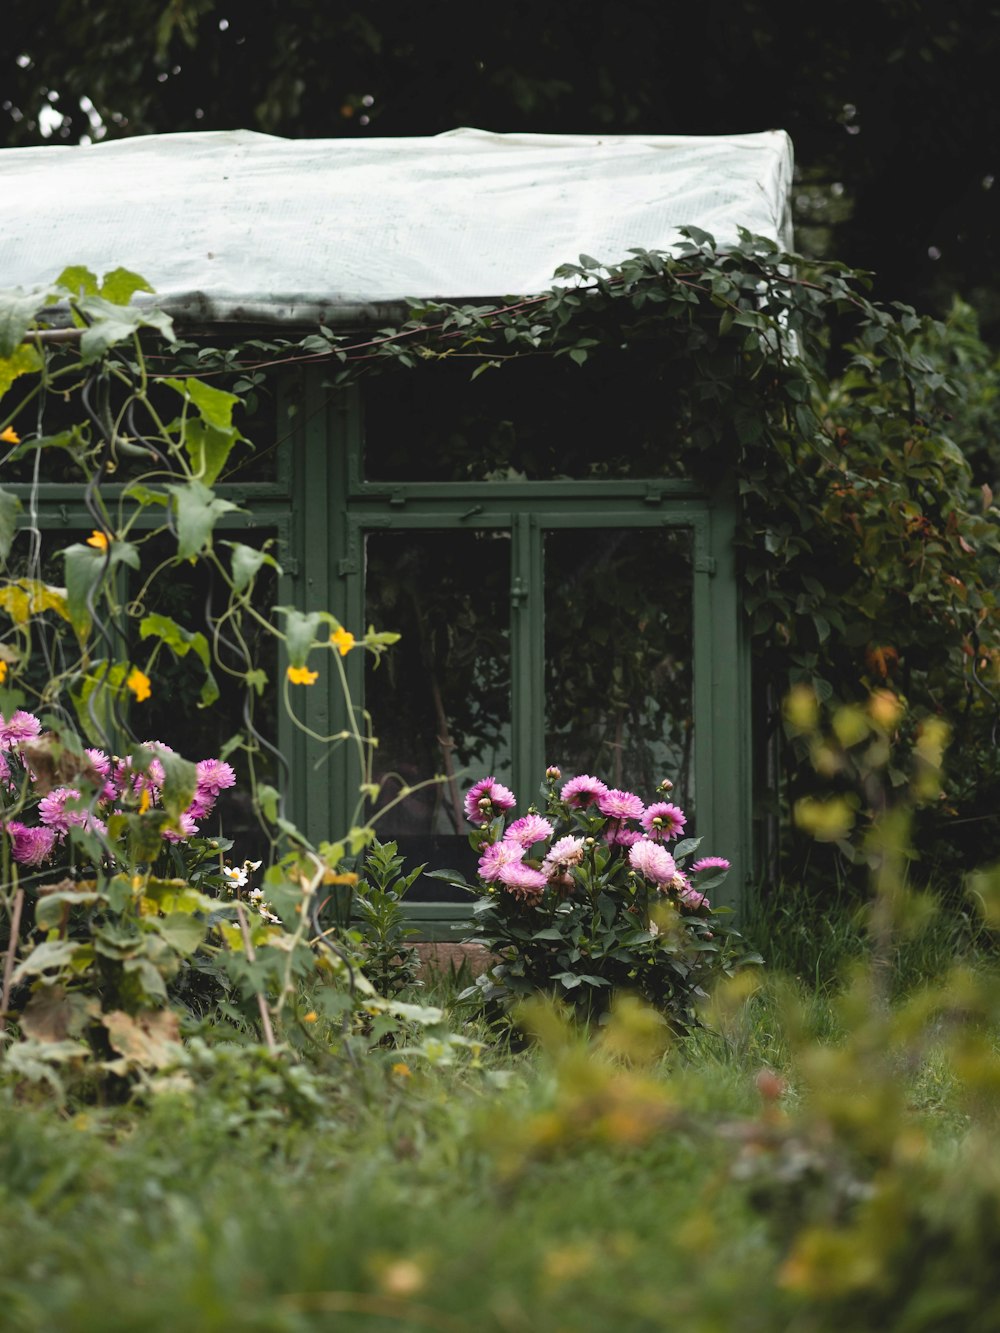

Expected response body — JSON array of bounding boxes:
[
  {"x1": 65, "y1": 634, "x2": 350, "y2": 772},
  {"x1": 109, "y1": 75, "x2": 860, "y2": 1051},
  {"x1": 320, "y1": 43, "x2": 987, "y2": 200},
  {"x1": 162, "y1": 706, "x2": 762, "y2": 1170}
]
[{"x1": 167, "y1": 480, "x2": 239, "y2": 559}]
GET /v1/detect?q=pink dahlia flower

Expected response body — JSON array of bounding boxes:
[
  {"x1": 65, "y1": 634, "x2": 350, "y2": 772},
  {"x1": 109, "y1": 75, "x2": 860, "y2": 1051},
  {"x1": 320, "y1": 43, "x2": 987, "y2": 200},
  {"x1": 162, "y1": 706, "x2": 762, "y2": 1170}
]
[
  {"x1": 5, "y1": 821, "x2": 56, "y2": 866},
  {"x1": 464, "y1": 776, "x2": 517, "y2": 826},
  {"x1": 478, "y1": 840, "x2": 525, "y2": 883},
  {"x1": 85, "y1": 748, "x2": 118, "y2": 801},
  {"x1": 628, "y1": 838, "x2": 677, "y2": 886},
  {"x1": 597, "y1": 788, "x2": 645, "y2": 821},
  {"x1": 605, "y1": 825, "x2": 641, "y2": 848},
  {"x1": 690, "y1": 856, "x2": 731, "y2": 874},
  {"x1": 0, "y1": 709, "x2": 41, "y2": 748},
  {"x1": 560, "y1": 774, "x2": 608, "y2": 808},
  {"x1": 542, "y1": 835, "x2": 585, "y2": 874},
  {"x1": 679, "y1": 885, "x2": 710, "y2": 910},
  {"x1": 38, "y1": 787, "x2": 105, "y2": 837},
  {"x1": 641, "y1": 801, "x2": 687, "y2": 842},
  {"x1": 38, "y1": 787, "x2": 83, "y2": 834},
  {"x1": 196, "y1": 758, "x2": 237, "y2": 796},
  {"x1": 162, "y1": 811, "x2": 200, "y2": 843},
  {"x1": 497, "y1": 859, "x2": 548, "y2": 899},
  {"x1": 504, "y1": 814, "x2": 554, "y2": 849}
]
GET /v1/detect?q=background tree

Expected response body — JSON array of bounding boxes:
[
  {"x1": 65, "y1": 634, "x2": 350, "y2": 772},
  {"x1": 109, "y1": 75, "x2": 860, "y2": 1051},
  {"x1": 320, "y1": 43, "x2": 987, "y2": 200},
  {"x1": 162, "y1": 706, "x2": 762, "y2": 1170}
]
[{"x1": 4, "y1": 0, "x2": 999, "y2": 335}]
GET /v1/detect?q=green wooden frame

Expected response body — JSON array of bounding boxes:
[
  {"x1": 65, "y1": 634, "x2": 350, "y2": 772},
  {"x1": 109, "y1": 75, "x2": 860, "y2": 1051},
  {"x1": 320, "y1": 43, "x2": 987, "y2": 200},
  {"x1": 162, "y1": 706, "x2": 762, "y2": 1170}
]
[{"x1": 282, "y1": 373, "x2": 753, "y2": 936}]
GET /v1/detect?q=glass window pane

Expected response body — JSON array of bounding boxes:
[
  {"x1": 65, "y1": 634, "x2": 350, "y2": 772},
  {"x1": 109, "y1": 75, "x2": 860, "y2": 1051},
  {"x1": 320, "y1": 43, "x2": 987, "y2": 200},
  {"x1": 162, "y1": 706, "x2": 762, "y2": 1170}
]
[
  {"x1": 364, "y1": 352, "x2": 695, "y2": 483},
  {"x1": 544, "y1": 527, "x2": 694, "y2": 812},
  {"x1": 364, "y1": 529, "x2": 512, "y2": 900}
]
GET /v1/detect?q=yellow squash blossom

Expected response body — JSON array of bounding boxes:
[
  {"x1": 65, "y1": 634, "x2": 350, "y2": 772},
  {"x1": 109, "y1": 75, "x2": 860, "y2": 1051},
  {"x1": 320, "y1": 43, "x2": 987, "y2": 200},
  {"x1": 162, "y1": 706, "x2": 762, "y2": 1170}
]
[
  {"x1": 86, "y1": 530, "x2": 110, "y2": 552},
  {"x1": 330, "y1": 626, "x2": 356, "y2": 656},
  {"x1": 287, "y1": 664, "x2": 319, "y2": 685},
  {"x1": 0, "y1": 426, "x2": 20, "y2": 445},
  {"x1": 126, "y1": 667, "x2": 151, "y2": 702}
]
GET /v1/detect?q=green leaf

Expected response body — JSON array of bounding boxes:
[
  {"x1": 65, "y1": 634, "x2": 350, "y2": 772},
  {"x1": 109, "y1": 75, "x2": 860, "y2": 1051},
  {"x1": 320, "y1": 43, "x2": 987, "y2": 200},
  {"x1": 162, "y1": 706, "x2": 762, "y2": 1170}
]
[
  {"x1": 0, "y1": 341, "x2": 43, "y2": 399},
  {"x1": 225, "y1": 541, "x2": 282, "y2": 594},
  {"x1": 0, "y1": 486, "x2": 21, "y2": 564},
  {"x1": 62, "y1": 543, "x2": 104, "y2": 642},
  {"x1": 167, "y1": 480, "x2": 239, "y2": 559},
  {"x1": 75, "y1": 296, "x2": 174, "y2": 365},
  {"x1": 69, "y1": 660, "x2": 128, "y2": 746},
  {"x1": 122, "y1": 956, "x2": 169, "y2": 1002},
  {"x1": 181, "y1": 376, "x2": 240, "y2": 430},
  {"x1": 55, "y1": 266, "x2": 100, "y2": 299},
  {"x1": 35, "y1": 889, "x2": 103, "y2": 931},
  {"x1": 140, "y1": 612, "x2": 219, "y2": 707},
  {"x1": 276, "y1": 606, "x2": 322, "y2": 666},
  {"x1": 12, "y1": 939, "x2": 92, "y2": 983},
  {"x1": 99, "y1": 267, "x2": 154, "y2": 304},
  {"x1": 156, "y1": 912, "x2": 207, "y2": 955},
  {"x1": 256, "y1": 783, "x2": 281, "y2": 823},
  {"x1": 154, "y1": 748, "x2": 198, "y2": 823},
  {"x1": 0, "y1": 289, "x2": 45, "y2": 358},
  {"x1": 182, "y1": 420, "x2": 239, "y2": 487}
]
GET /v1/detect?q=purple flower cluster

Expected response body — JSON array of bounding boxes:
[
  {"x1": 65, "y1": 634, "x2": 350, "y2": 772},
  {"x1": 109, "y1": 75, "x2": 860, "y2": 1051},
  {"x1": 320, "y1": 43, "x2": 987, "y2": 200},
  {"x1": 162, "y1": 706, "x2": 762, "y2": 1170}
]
[{"x1": 1, "y1": 709, "x2": 237, "y2": 869}]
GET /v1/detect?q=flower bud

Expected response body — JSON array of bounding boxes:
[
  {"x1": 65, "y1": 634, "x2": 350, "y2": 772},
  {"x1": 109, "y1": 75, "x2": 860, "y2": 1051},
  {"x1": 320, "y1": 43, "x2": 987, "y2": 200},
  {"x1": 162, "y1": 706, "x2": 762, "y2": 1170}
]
[
  {"x1": 545, "y1": 766, "x2": 562, "y2": 781},
  {"x1": 658, "y1": 778, "x2": 674, "y2": 792}
]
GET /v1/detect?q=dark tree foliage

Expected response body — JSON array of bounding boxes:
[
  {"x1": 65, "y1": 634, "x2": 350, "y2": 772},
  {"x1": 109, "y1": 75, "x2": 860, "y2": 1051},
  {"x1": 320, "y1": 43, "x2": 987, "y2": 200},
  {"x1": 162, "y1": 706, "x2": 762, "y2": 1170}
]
[{"x1": 4, "y1": 0, "x2": 999, "y2": 333}]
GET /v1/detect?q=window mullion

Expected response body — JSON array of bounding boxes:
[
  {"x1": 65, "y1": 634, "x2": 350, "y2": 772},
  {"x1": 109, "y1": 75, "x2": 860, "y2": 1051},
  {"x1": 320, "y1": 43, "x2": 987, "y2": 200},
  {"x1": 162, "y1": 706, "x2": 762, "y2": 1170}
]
[{"x1": 511, "y1": 512, "x2": 544, "y2": 809}]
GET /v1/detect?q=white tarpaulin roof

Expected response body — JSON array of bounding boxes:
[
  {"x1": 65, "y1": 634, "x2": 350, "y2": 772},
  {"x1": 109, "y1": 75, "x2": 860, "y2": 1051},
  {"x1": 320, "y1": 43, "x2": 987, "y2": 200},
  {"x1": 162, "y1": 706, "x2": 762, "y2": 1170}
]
[{"x1": 0, "y1": 127, "x2": 793, "y2": 327}]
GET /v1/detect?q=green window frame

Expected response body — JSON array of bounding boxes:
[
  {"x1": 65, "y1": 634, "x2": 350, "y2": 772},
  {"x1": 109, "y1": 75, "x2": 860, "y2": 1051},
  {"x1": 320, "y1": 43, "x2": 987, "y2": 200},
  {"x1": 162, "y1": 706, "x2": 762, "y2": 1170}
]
[{"x1": 281, "y1": 373, "x2": 753, "y2": 936}]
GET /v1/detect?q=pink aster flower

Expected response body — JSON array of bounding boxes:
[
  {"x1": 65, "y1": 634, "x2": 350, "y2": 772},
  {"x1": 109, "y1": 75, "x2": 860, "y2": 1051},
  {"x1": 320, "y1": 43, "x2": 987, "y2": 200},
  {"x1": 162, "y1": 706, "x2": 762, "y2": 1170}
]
[
  {"x1": 478, "y1": 840, "x2": 526, "y2": 883},
  {"x1": 690, "y1": 856, "x2": 731, "y2": 874},
  {"x1": 642, "y1": 801, "x2": 687, "y2": 842},
  {"x1": 0, "y1": 709, "x2": 41, "y2": 748},
  {"x1": 560, "y1": 774, "x2": 608, "y2": 808},
  {"x1": 628, "y1": 839, "x2": 677, "y2": 887},
  {"x1": 597, "y1": 788, "x2": 645, "y2": 821},
  {"x1": 196, "y1": 758, "x2": 237, "y2": 796},
  {"x1": 497, "y1": 859, "x2": 548, "y2": 899},
  {"x1": 464, "y1": 776, "x2": 517, "y2": 826},
  {"x1": 5, "y1": 821, "x2": 56, "y2": 866},
  {"x1": 504, "y1": 814, "x2": 554, "y2": 849}
]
